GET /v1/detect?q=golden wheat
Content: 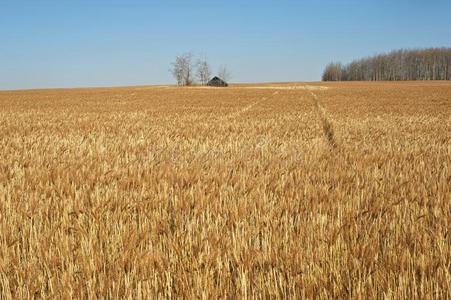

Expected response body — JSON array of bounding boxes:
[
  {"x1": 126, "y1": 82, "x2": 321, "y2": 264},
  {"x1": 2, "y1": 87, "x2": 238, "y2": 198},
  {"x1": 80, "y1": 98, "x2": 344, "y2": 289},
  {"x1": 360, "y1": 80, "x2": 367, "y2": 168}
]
[{"x1": 0, "y1": 82, "x2": 450, "y2": 299}]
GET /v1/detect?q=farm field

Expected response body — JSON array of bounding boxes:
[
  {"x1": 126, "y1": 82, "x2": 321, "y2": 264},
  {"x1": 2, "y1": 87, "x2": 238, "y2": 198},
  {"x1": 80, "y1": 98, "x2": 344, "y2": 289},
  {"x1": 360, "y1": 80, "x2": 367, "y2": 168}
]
[{"x1": 0, "y1": 81, "x2": 450, "y2": 298}]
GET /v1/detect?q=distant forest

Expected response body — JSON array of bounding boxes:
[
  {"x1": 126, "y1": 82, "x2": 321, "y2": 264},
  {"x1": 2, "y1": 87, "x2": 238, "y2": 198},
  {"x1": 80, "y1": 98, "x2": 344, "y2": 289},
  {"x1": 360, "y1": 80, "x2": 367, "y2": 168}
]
[{"x1": 322, "y1": 48, "x2": 451, "y2": 81}]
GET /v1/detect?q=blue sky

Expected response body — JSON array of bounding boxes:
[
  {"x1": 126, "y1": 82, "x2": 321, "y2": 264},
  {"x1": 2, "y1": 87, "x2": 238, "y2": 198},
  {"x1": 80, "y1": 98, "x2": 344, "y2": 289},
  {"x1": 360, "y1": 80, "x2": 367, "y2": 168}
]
[{"x1": 1, "y1": 0, "x2": 450, "y2": 90}]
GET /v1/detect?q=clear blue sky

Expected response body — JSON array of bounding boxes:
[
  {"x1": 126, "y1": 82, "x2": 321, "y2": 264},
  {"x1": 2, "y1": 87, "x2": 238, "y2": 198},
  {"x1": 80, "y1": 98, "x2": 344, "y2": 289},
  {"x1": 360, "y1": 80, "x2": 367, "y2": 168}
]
[{"x1": 1, "y1": 0, "x2": 450, "y2": 90}]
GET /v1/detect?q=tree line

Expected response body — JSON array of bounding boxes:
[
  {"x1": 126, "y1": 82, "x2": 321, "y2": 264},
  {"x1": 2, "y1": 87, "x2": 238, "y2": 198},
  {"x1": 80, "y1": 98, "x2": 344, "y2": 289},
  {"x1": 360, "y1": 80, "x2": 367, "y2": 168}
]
[
  {"x1": 322, "y1": 48, "x2": 451, "y2": 81},
  {"x1": 170, "y1": 52, "x2": 231, "y2": 86}
]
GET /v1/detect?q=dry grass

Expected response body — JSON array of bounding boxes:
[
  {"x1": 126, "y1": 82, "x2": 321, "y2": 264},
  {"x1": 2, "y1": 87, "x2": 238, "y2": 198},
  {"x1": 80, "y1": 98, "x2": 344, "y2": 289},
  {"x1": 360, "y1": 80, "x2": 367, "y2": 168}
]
[
  {"x1": 0, "y1": 82, "x2": 450, "y2": 298},
  {"x1": 309, "y1": 91, "x2": 338, "y2": 149}
]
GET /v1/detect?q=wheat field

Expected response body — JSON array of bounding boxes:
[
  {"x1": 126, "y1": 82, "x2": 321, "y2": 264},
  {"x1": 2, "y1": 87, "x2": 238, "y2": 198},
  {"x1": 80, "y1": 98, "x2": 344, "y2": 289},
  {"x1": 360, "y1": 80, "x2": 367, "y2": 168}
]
[{"x1": 0, "y1": 82, "x2": 449, "y2": 299}]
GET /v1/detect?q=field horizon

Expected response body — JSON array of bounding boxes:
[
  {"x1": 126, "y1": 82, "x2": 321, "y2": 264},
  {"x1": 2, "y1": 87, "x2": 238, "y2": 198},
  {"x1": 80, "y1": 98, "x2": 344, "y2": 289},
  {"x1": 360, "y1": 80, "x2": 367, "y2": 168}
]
[{"x1": 3, "y1": 80, "x2": 451, "y2": 93}]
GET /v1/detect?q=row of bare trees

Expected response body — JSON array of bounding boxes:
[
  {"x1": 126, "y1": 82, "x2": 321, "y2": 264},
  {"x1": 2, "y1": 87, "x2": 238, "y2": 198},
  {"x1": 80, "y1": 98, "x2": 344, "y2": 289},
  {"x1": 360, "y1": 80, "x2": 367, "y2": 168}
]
[
  {"x1": 170, "y1": 53, "x2": 231, "y2": 86},
  {"x1": 322, "y1": 48, "x2": 451, "y2": 81}
]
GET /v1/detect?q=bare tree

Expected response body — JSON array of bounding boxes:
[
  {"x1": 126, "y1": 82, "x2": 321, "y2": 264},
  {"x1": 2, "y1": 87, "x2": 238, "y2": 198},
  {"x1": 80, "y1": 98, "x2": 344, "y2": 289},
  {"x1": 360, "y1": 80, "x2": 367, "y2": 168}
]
[
  {"x1": 322, "y1": 62, "x2": 343, "y2": 81},
  {"x1": 170, "y1": 52, "x2": 194, "y2": 86},
  {"x1": 323, "y1": 47, "x2": 451, "y2": 81},
  {"x1": 218, "y1": 65, "x2": 231, "y2": 82},
  {"x1": 196, "y1": 57, "x2": 211, "y2": 85}
]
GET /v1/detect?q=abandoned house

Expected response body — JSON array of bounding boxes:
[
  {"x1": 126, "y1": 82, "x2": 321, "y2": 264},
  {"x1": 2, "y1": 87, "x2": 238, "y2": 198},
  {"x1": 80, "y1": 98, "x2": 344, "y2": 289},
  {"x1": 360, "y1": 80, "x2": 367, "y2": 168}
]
[{"x1": 207, "y1": 76, "x2": 228, "y2": 87}]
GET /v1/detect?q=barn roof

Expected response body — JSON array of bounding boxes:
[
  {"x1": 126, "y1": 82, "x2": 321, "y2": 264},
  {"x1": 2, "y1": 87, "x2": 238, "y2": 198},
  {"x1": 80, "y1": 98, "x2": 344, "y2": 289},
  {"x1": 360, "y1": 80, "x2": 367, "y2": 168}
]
[{"x1": 207, "y1": 76, "x2": 228, "y2": 87}]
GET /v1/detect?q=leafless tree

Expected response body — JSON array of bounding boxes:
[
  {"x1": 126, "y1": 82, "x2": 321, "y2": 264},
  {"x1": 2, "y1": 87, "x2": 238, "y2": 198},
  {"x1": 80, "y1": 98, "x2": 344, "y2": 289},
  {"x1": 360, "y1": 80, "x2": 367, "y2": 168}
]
[
  {"x1": 170, "y1": 52, "x2": 194, "y2": 86},
  {"x1": 196, "y1": 57, "x2": 211, "y2": 85},
  {"x1": 322, "y1": 62, "x2": 343, "y2": 81},
  {"x1": 323, "y1": 47, "x2": 451, "y2": 81},
  {"x1": 218, "y1": 65, "x2": 231, "y2": 82}
]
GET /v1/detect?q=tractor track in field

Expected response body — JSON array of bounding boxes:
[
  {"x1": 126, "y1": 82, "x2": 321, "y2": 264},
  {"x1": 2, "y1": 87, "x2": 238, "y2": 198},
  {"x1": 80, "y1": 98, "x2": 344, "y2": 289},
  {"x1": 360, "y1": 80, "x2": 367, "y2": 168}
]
[
  {"x1": 218, "y1": 91, "x2": 280, "y2": 122},
  {"x1": 308, "y1": 90, "x2": 338, "y2": 148}
]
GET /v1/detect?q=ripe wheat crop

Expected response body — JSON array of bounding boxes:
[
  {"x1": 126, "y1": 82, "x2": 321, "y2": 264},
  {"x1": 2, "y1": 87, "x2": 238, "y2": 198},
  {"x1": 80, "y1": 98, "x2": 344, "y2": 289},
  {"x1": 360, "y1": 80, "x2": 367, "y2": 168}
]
[{"x1": 0, "y1": 82, "x2": 450, "y2": 298}]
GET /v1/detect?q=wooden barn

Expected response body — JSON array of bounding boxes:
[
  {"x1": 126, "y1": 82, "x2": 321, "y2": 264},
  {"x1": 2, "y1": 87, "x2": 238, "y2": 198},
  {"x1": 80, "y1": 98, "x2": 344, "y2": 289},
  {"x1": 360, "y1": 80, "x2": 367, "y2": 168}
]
[{"x1": 207, "y1": 76, "x2": 228, "y2": 87}]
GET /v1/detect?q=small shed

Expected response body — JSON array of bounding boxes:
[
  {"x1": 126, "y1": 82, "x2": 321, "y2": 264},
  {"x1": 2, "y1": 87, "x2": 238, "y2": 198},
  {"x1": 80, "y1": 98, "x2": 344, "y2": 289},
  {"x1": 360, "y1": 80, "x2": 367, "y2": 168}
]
[{"x1": 207, "y1": 76, "x2": 228, "y2": 87}]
